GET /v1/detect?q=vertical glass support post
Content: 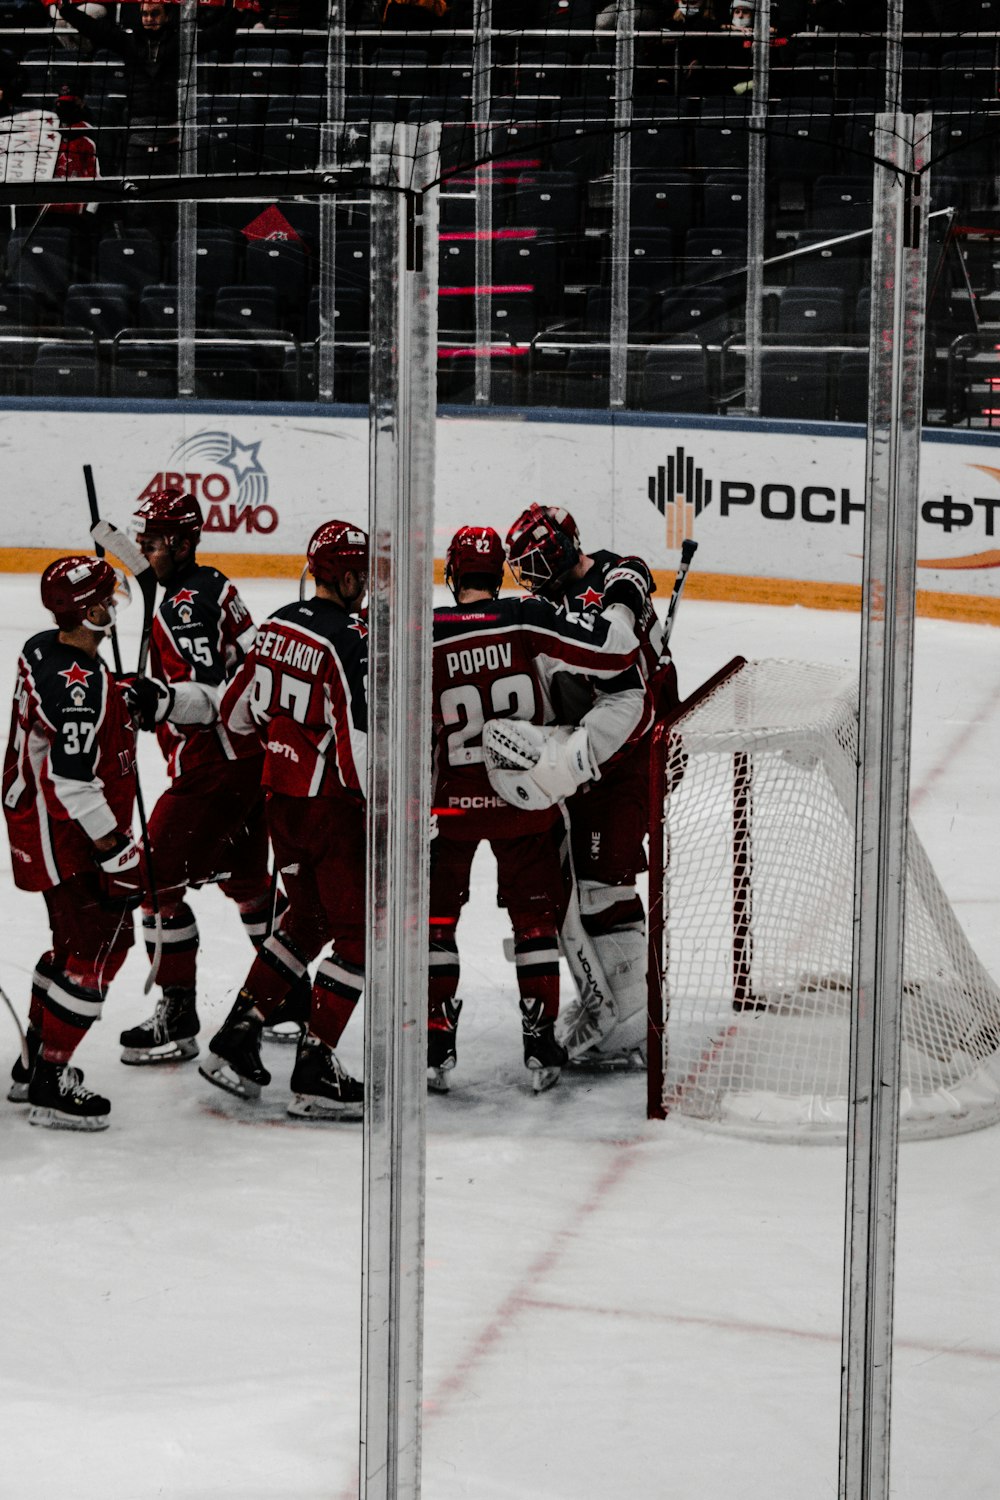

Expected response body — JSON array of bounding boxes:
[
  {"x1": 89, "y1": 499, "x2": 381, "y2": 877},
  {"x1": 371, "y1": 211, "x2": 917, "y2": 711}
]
[
  {"x1": 473, "y1": 0, "x2": 493, "y2": 405},
  {"x1": 885, "y1": 0, "x2": 904, "y2": 113},
  {"x1": 361, "y1": 120, "x2": 439, "y2": 1500},
  {"x1": 839, "y1": 110, "x2": 930, "y2": 1500},
  {"x1": 176, "y1": 0, "x2": 198, "y2": 399},
  {"x1": 318, "y1": 3, "x2": 347, "y2": 402},
  {"x1": 744, "y1": 0, "x2": 769, "y2": 417},
  {"x1": 609, "y1": 0, "x2": 634, "y2": 409}
]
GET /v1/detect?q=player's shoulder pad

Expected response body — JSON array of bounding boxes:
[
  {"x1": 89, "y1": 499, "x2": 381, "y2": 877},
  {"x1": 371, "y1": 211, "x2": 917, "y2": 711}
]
[{"x1": 32, "y1": 640, "x2": 107, "y2": 720}]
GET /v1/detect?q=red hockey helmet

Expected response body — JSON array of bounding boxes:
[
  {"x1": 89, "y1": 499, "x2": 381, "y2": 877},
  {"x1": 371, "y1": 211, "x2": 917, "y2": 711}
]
[
  {"x1": 445, "y1": 525, "x2": 506, "y2": 599},
  {"x1": 307, "y1": 519, "x2": 369, "y2": 589},
  {"x1": 41, "y1": 555, "x2": 127, "y2": 630},
  {"x1": 505, "y1": 504, "x2": 580, "y2": 595},
  {"x1": 134, "y1": 488, "x2": 203, "y2": 549}
]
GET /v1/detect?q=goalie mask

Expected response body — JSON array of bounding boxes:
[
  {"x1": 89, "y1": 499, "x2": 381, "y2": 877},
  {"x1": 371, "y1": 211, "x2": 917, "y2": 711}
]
[
  {"x1": 444, "y1": 525, "x2": 506, "y2": 600},
  {"x1": 505, "y1": 504, "x2": 581, "y2": 597},
  {"x1": 41, "y1": 555, "x2": 130, "y2": 633}
]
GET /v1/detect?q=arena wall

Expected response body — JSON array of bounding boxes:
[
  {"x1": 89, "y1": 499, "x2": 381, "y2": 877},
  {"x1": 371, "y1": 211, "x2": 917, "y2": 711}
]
[{"x1": 2, "y1": 402, "x2": 998, "y2": 624}]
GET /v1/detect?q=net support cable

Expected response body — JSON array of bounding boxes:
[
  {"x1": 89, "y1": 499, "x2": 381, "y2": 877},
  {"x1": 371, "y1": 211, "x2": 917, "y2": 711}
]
[
  {"x1": 609, "y1": 0, "x2": 634, "y2": 410},
  {"x1": 317, "y1": 5, "x2": 348, "y2": 402},
  {"x1": 177, "y1": 0, "x2": 198, "y2": 399},
  {"x1": 744, "y1": 0, "x2": 771, "y2": 417},
  {"x1": 473, "y1": 0, "x2": 493, "y2": 405},
  {"x1": 361, "y1": 120, "x2": 439, "y2": 1500},
  {"x1": 838, "y1": 109, "x2": 931, "y2": 1500}
]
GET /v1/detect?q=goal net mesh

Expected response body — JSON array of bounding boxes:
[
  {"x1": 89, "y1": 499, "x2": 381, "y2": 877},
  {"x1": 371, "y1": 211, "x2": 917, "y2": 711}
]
[{"x1": 653, "y1": 658, "x2": 1000, "y2": 1141}]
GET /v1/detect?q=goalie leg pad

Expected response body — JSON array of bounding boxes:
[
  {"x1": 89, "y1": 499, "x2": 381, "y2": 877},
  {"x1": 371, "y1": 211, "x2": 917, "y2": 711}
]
[{"x1": 567, "y1": 884, "x2": 647, "y2": 1066}]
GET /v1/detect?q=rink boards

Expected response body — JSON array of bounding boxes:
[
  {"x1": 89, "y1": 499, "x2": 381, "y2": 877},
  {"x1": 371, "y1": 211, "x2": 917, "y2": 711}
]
[{"x1": 0, "y1": 401, "x2": 998, "y2": 622}]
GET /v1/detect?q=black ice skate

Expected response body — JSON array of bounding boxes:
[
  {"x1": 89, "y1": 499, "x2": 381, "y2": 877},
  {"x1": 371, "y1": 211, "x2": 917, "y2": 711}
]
[
  {"x1": 7, "y1": 1025, "x2": 41, "y2": 1104},
  {"x1": 27, "y1": 1056, "x2": 110, "y2": 1131},
  {"x1": 262, "y1": 974, "x2": 311, "y2": 1046},
  {"x1": 427, "y1": 997, "x2": 463, "y2": 1093},
  {"x1": 199, "y1": 991, "x2": 271, "y2": 1101},
  {"x1": 520, "y1": 998, "x2": 569, "y2": 1094},
  {"x1": 287, "y1": 1033, "x2": 364, "y2": 1121},
  {"x1": 120, "y1": 988, "x2": 200, "y2": 1065}
]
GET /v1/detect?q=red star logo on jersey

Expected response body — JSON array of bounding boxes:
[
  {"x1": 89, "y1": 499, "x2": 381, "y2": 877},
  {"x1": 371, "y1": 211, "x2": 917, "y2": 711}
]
[
  {"x1": 577, "y1": 586, "x2": 604, "y2": 609},
  {"x1": 349, "y1": 617, "x2": 369, "y2": 638},
  {"x1": 58, "y1": 662, "x2": 92, "y2": 689},
  {"x1": 172, "y1": 588, "x2": 197, "y2": 606}
]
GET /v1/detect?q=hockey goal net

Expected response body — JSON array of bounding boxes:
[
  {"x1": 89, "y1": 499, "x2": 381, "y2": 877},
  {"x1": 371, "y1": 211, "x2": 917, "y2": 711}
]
[{"x1": 647, "y1": 657, "x2": 1000, "y2": 1142}]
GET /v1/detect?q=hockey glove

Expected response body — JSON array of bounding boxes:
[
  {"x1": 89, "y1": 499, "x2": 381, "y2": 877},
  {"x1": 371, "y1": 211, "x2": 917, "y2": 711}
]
[
  {"x1": 94, "y1": 831, "x2": 144, "y2": 909},
  {"x1": 483, "y1": 719, "x2": 598, "y2": 811},
  {"x1": 602, "y1": 557, "x2": 654, "y2": 626},
  {"x1": 121, "y1": 674, "x2": 174, "y2": 730}
]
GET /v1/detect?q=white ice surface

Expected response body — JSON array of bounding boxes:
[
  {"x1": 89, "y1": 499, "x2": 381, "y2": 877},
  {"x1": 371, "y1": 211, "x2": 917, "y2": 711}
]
[{"x1": 1, "y1": 577, "x2": 999, "y2": 1499}]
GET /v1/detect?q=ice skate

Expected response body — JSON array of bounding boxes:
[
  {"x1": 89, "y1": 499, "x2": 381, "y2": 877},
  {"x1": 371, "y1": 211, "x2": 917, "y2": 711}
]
[
  {"x1": 27, "y1": 1056, "x2": 110, "y2": 1131},
  {"x1": 7, "y1": 1025, "x2": 41, "y2": 1103},
  {"x1": 287, "y1": 1033, "x2": 364, "y2": 1121},
  {"x1": 262, "y1": 975, "x2": 310, "y2": 1046},
  {"x1": 120, "y1": 987, "x2": 200, "y2": 1065},
  {"x1": 520, "y1": 998, "x2": 568, "y2": 1094},
  {"x1": 427, "y1": 997, "x2": 462, "y2": 1094},
  {"x1": 199, "y1": 991, "x2": 271, "y2": 1101}
]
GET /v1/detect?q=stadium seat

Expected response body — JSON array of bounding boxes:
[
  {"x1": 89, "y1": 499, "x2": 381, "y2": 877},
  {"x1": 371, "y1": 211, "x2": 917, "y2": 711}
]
[
  {"x1": 702, "y1": 178, "x2": 749, "y2": 230},
  {"x1": 837, "y1": 351, "x2": 870, "y2": 422},
  {"x1": 809, "y1": 176, "x2": 873, "y2": 232},
  {"x1": 304, "y1": 286, "x2": 369, "y2": 341},
  {"x1": 232, "y1": 46, "x2": 297, "y2": 99},
  {"x1": 792, "y1": 230, "x2": 868, "y2": 291},
  {"x1": 63, "y1": 283, "x2": 133, "y2": 342},
  {"x1": 7, "y1": 228, "x2": 77, "y2": 303},
  {"x1": 0, "y1": 283, "x2": 39, "y2": 328},
  {"x1": 657, "y1": 286, "x2": 731, "y2": 339},
  {"x1": 98, "y1": 233, "x2": 162, "y2": 296},
  {"x1": 627, "y1": 229, "x2": 678, "y2": 293},
  {"x1": 214, "y1": 285, "x2": 284, "y2": 332},
  {"x1": 113, "y1": 343, "x2": 176, "y2": 398},
  {"x1": 640, "y1": 347, "x2": 714, "y2": 413},
  {"x1": 760, "y1": 350, "x2": 832, "y2": 420},
  {"x1": 33, "y1": 343, "x2": 99, "y2": 397},
  {"x1": 630, "y1": 177, "x2": 696, "y2": 236},
  {"x1": 775, "y1": 287, "x2": 847, "y2": 339},
  {"x1": 245, "y1": 241, "x2": 312, "y2": 315},
  {"x1": 683, "y1": 228, "x2": 746, "y2": 287},
  {"x1": 513, "y1": 171, "x2": 583, "y2": 232}
]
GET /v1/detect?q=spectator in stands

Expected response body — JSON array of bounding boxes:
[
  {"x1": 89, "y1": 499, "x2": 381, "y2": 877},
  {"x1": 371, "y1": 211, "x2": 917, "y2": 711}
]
[
  {"x1": 49, "y1": 85, "x2": 100, "y2": 221},
  {"x1": 0, "y1": 49, "x2": 23, "y2": 113},
  {"x1": 41, "y1": 0, "x2": 108, "y2": 56},
  {"x1": 381, "y1": 0, "x2": 449, "y2": 28},
  {"x1": 57, "y1": 0, "x2": 238, "y2": 180}
]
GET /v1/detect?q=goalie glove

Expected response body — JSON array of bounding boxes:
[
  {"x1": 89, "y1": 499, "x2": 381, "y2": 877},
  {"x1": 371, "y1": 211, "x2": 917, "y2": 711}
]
[
  {"x1": 602, "y1": 556, "x2": 654, "y2": 628},
  {"x1": 482, "y1": 719, "x2": 598, "y2": 811}
]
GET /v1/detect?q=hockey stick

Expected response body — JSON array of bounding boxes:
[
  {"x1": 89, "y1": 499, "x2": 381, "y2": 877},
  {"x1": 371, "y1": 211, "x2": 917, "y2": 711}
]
[
  {"x1": 88, "y1": 514, "x2": 158, "y2": 676},
  {"x1": 0, "y1": 982, "x2": 29, "y2": 1075},
  {"x1": 85, "y1": 471, "x2": 164, "y2": 994},
  {"x1": 662, "y1": 538, "x2": 698, "y2": 652}
]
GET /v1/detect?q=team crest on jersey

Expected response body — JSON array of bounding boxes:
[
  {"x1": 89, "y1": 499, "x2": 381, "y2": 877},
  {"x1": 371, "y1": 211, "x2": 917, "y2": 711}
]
[
  {"x1": 58, "y1": 662, "x2": 91, "y2": 691},
  {"x1": 137, "y1": 430, "x2": 278, "y2": 537},
  {"x1": 577, "y1": 586, "x2": 604, "y2": 609}
]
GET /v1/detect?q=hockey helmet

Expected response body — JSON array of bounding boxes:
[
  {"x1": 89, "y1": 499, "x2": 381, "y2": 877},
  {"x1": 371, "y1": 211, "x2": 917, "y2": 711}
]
[
  {"x1": 505, "y1": 504, "x2": 581, "y2": 595},
  {"x1": 307, "y1": 519, "x2": 369, "y2": 590},
  {"x1": 134, "y1": 488, "x2": 203, "y2": 550},
  {"x1": 444, "y1": 525, "x2": 506, "y2": 599},
  {"x1": 41, "y1": 555, "x2": 129, "y2": 630}
]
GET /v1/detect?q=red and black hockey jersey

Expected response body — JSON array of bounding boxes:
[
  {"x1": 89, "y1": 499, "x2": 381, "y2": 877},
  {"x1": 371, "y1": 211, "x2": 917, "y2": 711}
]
[
  {"x1": 222, "y1": 598, "x2": 368, "y2": 800},
  {"x1": 432, "y1": 594, "x2": 645, "y2": 832},
  {"x1": 555, "y1": 548, "x2": 675, "y2": 721},
  {"x1": 3, "y1": 631, "x2": 136, "y2": 892},
  {"x1": 149, "y1": 563, "x2": 257, "y2": 779}
]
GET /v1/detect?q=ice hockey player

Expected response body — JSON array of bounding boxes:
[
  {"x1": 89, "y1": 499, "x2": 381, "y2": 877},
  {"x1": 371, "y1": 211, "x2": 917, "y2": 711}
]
[
  {"x1": 4, "y1": 556, "x2": 141, "y2": 1129},
  {"x1": 429, "y1": 524, "x2": 650, "y2": 1094},
  {"x1": 114, "y1": 487, "x2": 276, "y2": 1067},
  {"x1": 199, "y1": 520, "x2": 369, "y2": 1121},
  {"x1": 504, "y1": 503, "x2": 671, "y2": 1068}
]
